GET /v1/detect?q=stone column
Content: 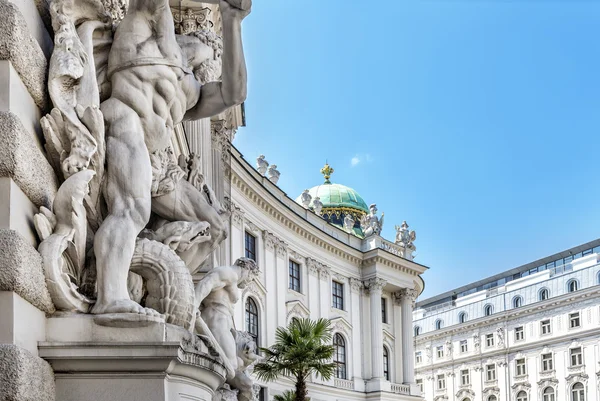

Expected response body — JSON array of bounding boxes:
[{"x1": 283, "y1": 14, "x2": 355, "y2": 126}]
[
  {"x1": 307, "y1": 259, "x2": 320, "y2": 320},
  {"x1": 398, "y1": 288, "x2": 418, "y2": 384},
  {"x1": 349, "y1": 278, "x2": 365, "y2": 390},
  {"x1": 392, "y1": 293, "x2": 404, "y2": 383},
  {"x1": 318, "y1": 264, "x2": 331, "y2": 319},
  {"x1": 365, "y1": 277, "x2": 387, "y2": 379}
]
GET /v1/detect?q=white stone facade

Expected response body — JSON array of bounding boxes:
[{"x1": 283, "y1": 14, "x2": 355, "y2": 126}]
[
  {"x1": 226, "y1": 146, "x2": 427, "y2": 400},
  {"x1": 413, "y1": 242, "x2": 600, "y2": 401}
]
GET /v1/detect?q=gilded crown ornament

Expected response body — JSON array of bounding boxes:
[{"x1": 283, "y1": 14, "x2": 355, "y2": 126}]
[{"x1": 320, "y1": 163, "x2": 334, "y2": 183}]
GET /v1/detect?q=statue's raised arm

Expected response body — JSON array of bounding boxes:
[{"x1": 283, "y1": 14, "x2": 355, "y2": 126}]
[{"x1": 184, "y1": 0, "x2": 251, "y2": 120}]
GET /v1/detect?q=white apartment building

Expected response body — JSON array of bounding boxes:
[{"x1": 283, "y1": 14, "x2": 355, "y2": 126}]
[{"x1": 413, "y1": 240, "x2": 600, "y2": 401}]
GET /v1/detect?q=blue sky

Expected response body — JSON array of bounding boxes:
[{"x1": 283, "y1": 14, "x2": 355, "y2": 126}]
[{"x1": 233, "y1": 0, "x2": 600, "y2": 299}]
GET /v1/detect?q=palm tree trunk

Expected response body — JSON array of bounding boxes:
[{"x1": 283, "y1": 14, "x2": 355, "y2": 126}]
[{"x1": 295, "y1": 374, "x2": 307, "y2": 401}]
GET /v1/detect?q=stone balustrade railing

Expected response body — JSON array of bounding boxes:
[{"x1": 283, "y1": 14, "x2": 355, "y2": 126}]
[
  {"x1": 333, "y1": 378, "x2": 354, "y2": 390},
  {"x1": 390, "y1": 383, "x2": 411, "y2": 395}
]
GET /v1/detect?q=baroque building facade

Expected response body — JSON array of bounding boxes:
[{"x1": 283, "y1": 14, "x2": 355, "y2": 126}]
[
  {"x1": 413, "y1": 240, "x2": 600, "y2": 401},
  {"x1": 221, "y1": 146, "x2": 427, "y2": 400}
]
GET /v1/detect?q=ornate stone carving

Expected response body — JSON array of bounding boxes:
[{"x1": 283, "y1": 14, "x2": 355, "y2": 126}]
[
  {"x1": 496, "y1": 327, "x2": 505, "y2": 348},
  {"x1": 173, "y1": 8, "x2": 213, "y2": 35},
  {"x1": 394, "y1": 221, "x2": 416, "y2": 259},
  {"x1": 300, "y1": 189, "x2": 312, "y2": 208},
  {"x1": 267, "y1": 164, "x2": 280, "y2": 185},
  {"x1": 445, "y1": 339, "x2": 453, "y2": 358},
  {"x1": 307, "y1": 258, "x2": 320, "y2": 277},
  {"x1": 212, "y1": 120, "x2": 233, "y2": 168},
  {"x1": 231, "y1": 203, "x2": 245, "y2": 228},
  {"x1": 103, "y1": 0, "x2": 128, "y2": 26},
  {"x1": 360, "y1": 204, "x2": 384, "y2": 237},
  {"x1": 262, "y1": 231, "x2": 277, "y2": 251},
  {"x1": 365, "y1": 277, "x2": 387, "y2": 293},
  {"x1": 350, "y1": 278, "x2": 364, "y2": 293},
  {"x1": 343, "y1": 214, "x2": 355, "y2": 233},
  {"x1": 425, "y1": 344, "x2": 432, "y2": 362},
  {"x1": 473, "y1": 333, "x2": 481, "y2": 350},
  {"x1": 256, "y1": 155, "x2": 268, "y2": 175},
  {"x1": 398, "y1": 288, "x2": 418, "y2": 306},
  {"x1": 319, "y1": 264, "x2": 331, "y2": 280},
  {"x1": 246, "y1": 221, "x2": 259, "y2": 234}
]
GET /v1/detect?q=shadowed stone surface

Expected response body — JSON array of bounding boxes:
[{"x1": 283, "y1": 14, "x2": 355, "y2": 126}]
[
  {"x1": 0, "y1": 229, "x2": 55, "y2": 313},
  {"x1": 0, "y1": 112, "x2": 58, "y2": 208},
  {"x1": 0, "y1": 0, "x2": 48, "y2": 110},
  {"x1": 0, "y1": 344, "x2": 55, "y2": 401}
]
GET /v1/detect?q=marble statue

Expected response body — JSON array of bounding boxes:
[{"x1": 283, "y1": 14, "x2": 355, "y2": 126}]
[
  {"x1": 267, "y1": 164, "x2": 280, "y2": 184},
  {"x1": 496, "y1": 327, "x2": 505, "y2": 348},
  {"x1": 473, "y1": 333, "x2": 481, "y2": 350},
  {"x1": 193, "y1": 258, "x2": 260, "y2": 372},
  {"x1": 312, "y1": 196, "x2": 323, "y2": 216},
  {"x1": 343, "y1": 214, "x2": 355, "y2": 232},
  {"x1": 300, "y1": 189, "x2": 312, "y2": 208},
  {"x1": 395, "y1": 221, "x2": 416, "y2": 248},
  {"x1": 36, "y1": 0, "x2": 250, "y2": 323},
  {"x1": 445, "y1": 339, "x2": 453, "y2": 357},
  {"x1": 256, "y1": 155, "x2": 268, "y2": 175},
  {"x1": 360, "y1": 204, "x2": 384, "y2": 237},
  {"x1": 227, "y1": 330, "x2": 260, "y2": 401}
]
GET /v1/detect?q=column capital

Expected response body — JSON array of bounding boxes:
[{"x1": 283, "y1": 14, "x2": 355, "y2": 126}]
[
  {"x1": 349, "y1": 278, "x2": 364, "y2": 293},
  {"x1": 397, "y1": 288, "x2": 418, "y2": 303},
  {"x1": 364, "y1": 277, "x2": 386, "y2": 294}
]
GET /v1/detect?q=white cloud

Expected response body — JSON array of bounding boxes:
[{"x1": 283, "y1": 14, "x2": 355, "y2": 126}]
[{"x1": 351, "y1": 156, "x2": 361, "y2": 166}]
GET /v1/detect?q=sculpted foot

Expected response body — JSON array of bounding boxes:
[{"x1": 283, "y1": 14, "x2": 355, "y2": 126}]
[{"x1": 91, "y1": 299, "x2": 163, "y2": 317}]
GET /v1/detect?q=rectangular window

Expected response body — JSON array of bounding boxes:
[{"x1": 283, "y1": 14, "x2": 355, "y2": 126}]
[
  {"x1": 381, "y1": 298, "x2": 387, "y2": 323},
  {"x1": 516, "y1": 358, "x2": 526, "y2": 376},
  {"x1": 332, "y1": 281, "x2": 344, "y2": 310},
  {"x1": 570, "y1": 347, "x2": 583, "y2": 367},
  {"x1": 244, "y1": 231, "x2": 256, "y2": 261},
  {"x1": 437, "y1": 374, "x2": 446, "y2": 390},
  {"x1": 515, "y1": 326, "x2": 524, "y2": 341},
  {"x1": 486, "y1": 333, "x2": 495, "y2": 347},
  {"x1": 541, "y1": 353, "x2": 553, "y2": 372},
  {"x1": 569, "y1": 312, "x2": 581, "y2": 328},
  {"x1": 460, "y1": 369, "x2": 470, "y2": 386},
  {"x1": 436, "y1": 346, "x2": 444, "y2": 359},
  {"x1": 415, "y1": 351, "x2": 422, "y2": 364},
  {"x1": 460, "y1": 340, "x2": 468, "y2": 353},
  {"x1": 416, "y1": 379, "x2": 423, "y2": 393},
  {"x1": 541, "y1": 319, "x2": 551, "y2": 335},
  {"x1": 288, "y1": 260, "x2": 301, "y2": 292},
  {"x1": 486, "y1": 364, "x2": 496, "y2": 381}
]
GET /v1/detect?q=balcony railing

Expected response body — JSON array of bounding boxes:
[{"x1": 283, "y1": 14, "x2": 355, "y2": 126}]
[
  {"x1": 333, "y1": 378, "x2": 354, "y2": 390},
  {"x1": 390, "y1": 383, "x2": 410, "y2": 395}
]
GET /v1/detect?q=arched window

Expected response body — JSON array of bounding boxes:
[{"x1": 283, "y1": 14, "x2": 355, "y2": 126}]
[
  {"x1": 571, "y1": 382, "x2": 585, "y2": 401},
  {"x1": 245, "y1": 298, "x2": 259, "y2": 344},
  {"x1": 516, "y1": 391, "x2": 528, "y2": 401},
  {"x1": 414, "y1": 326, "x2": 421, "y2": 336},
  {"x1": 333, "y1": 334, "x2": 347, "y2": 380},
  {"x1": 543, "y1": 387, "x2": 555, "y2": 401},
  {"x1": 458, "y1": 312, "x2": 467, "y2": 324},
  {"x1": 462, "y1": 399, "x2": 471, "y2": 401},
  {"x1": 435, "y1": 319, "x2": 443, "y2": 330},
  {"x1": 513, "y1": 296, "x2": 523, "y2": 308},
  {"x1": 383, "y1": 346, "x2": 390, "y2": 380},
  {"x1": 539, "y1": 288, "x2": 550, "y2": 301},
  {"x1": 567, "y1": 280, "x2": 579, "y2": 293},
  {"x1": 484, "y1": 304, "x2": 493, "y2": 316},
  {"x1": 487, "y1": 396, "x2": 497, "y2": 401}
]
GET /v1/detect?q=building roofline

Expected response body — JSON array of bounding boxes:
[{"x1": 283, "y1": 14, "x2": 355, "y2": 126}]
[{"x1": 416, "y1": 238, "x2": 600, "y2": 307}]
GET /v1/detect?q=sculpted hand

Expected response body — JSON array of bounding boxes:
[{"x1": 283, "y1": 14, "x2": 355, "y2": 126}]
[{"x1": 220, "y1": 0, "x2": 251, "y2": 19}]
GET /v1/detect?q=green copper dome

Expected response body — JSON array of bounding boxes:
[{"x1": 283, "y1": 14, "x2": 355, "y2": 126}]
[{"x1": 300, "y1": 183, "x2": 369, "y2": 213}]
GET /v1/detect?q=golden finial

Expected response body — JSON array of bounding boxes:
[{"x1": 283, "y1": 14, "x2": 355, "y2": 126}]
[{"x1": 320, "y1": 162, "x2": 334, "y2": 184}]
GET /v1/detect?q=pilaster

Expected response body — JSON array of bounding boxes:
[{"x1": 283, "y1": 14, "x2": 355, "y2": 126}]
[
  {"x1": 398, "y1": 288, "x2": 418, "y2": 387},
  {"x1": 365, "y1": 277, "x2": 386, "y2": 388}
]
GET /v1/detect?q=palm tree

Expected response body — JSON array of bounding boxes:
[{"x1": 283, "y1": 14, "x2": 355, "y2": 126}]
[
  {"x1": 273, "y1": 390, "x2": 298, "y2": 401},
  {"x1": 254, "y1": 318, "x2": 336, "y2": 401}
]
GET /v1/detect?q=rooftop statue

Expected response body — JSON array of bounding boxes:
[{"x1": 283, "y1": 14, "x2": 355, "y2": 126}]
[
  {"x1": 300, "y1": 189, "x2": 312, "y2": 208},
  {"x1": 343, "y1": 213, "x2": 355, "y2": 233},
  {"x1": 361, "y1": 204, "x2": 384, "y2": 237},
  {"x1": 395, "y1": 221, "x2": 416, "y2": 252},
  {"x1": 35, "y1": 0, "x2": 251, "y2": 326},
  {"x1": 267, "y1": 164, "x2": 280, "y2": 184},
  {"x1": 312, "y1": 196, "x2": 323, "y2": 216},
  {"x1": 256, "y1": 155, "x2": 268, "y2": 175}
]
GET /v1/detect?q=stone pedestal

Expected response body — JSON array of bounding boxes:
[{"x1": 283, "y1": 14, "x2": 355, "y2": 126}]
[{"x1": 40, "y1": 315, "x2": 229, "y2": 401}]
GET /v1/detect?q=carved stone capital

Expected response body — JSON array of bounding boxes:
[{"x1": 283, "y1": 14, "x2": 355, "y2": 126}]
[
  {"x1": 319, "y1": 265, "x2": 331, "y2": 280},
  {"x1": 231, "y1": 202, "x2": 245, "y2": 228},
  {"x1": 262, "y1": 231, "x2": 277, "y2": 251},
  {"x1": 289, "y1": 250, "x2": 304, "y2": 263},
  {"x1": 307, "y1": 258, "x2": 320, "y2": 277},
  {"x1": 276, "y1": 240, "x2": 288, "y2": 259},
  {"x1": 211, "y1": 120, "x2": 233, "y2": 169},
  {"x1": 350, "y1": 278, "x2": 363, "y2": 293},
  {"x1": 364, "y1": 277, "x2": 386, "y2": 294},
  {"x1": 398, "y1": 288, "x2": 418, "y2": 303}
]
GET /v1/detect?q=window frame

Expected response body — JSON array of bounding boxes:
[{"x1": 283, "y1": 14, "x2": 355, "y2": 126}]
[
  {"x1": 515, "y1": 358, "x2": 527, "y2": 377},
  {"x1": 539, "y1": 288, "x2": 550, "y2": 301},
  {"x1": 515, "y1": 326, "x2": 525, "y2": 342},
  {"x1": 288, "y1": 259, "x2": 301, "y2": 293},
  {"x1": 485, "y1": 333, "x2": 495, "y2": 348},
  {"x1": 415, "y1": 351, "x2": 422, "y2": 364},
  {"x1": 381, "y1": 298, "x2": 388, "y2": 324},
  {"x1": 244, "y1": 231, "x2": 257, "y2": 261},
  {"x1": 541, "y1": 319, "x2": 552, "y2": 335},
  {"x1": 569, "y1": 312, "x2": 581, "y2": 329},
  {"x1": 567, "y1": 279, "x2": 579, "y2": 293},
  {"x1": 570, "y1": 347, "x2": 583, "y2": 367},
  {"x1": 484, "y1": 304, "x2": 493, "y2": 316},
  {"x1": 383, "y1": 346, "x2": 390, "y2": 381},
  {"x1": 435, "y1": 319, "x2": 443, "y2": 330},
  {"x1": 436, "y1": 345, "x2": 444, "y2": 359},
  {"x1": 485, "y1": 364, "x2": 496, "y2": 382},
  {"x1": 571, "y1": 382, "x2": 585, "y2": 401},
  {"x1": 460, "y1": 339, "x2": 468, "y2": 353},
  {"x1": 333, "y1": 333, "x2": 347, "y2": 379},
  {"x1": 542, "y1": 387, "x2": 555, "y2": 401},
  {"x1": 513, "y1": 296, "x2": 523, "y2": 308},
  {"x1": 245, "y1": 297, "x2": 260, "y2": 345},
  {"x1": 460, "y1": 369, "x2": 470, "y2": 386},
  {"x1": 332, "y1": 281, "x2": 344, "y2": 310},
  {"x1": 541, "y1": 353, "x2": 554, "y2": 372},
  {"x1": 516, "y1": 390, "x2": 528, "y2": 401},
  {"x1": 437, "y1": 374, "x2": 446, "y2": 390},
  {"x1": 458, "y1": 311, "x2": 467, "y2": 324}
]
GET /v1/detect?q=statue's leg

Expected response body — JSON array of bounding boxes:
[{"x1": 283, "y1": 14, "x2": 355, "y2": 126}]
[
  {"x1": 91, "y1": 99, "x2": 158, "y2": 316},
  {"x1": 152, "y1": 179, "x2": 228, "y2": 273}
]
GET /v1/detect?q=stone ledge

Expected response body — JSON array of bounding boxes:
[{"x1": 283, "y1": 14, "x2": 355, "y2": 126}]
[
  {"x1": 0, "y1": 0, "x2": 48, "y2": 111},
  {"x1": 0, "y1": 111, "x2": 58, "y2": 208},
  {"x1": 0, "y1": 229, "x2": 55, "y2": 314},
  {"x1": 0, "y1": 344, "x2": 55, "y2": 401}
]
